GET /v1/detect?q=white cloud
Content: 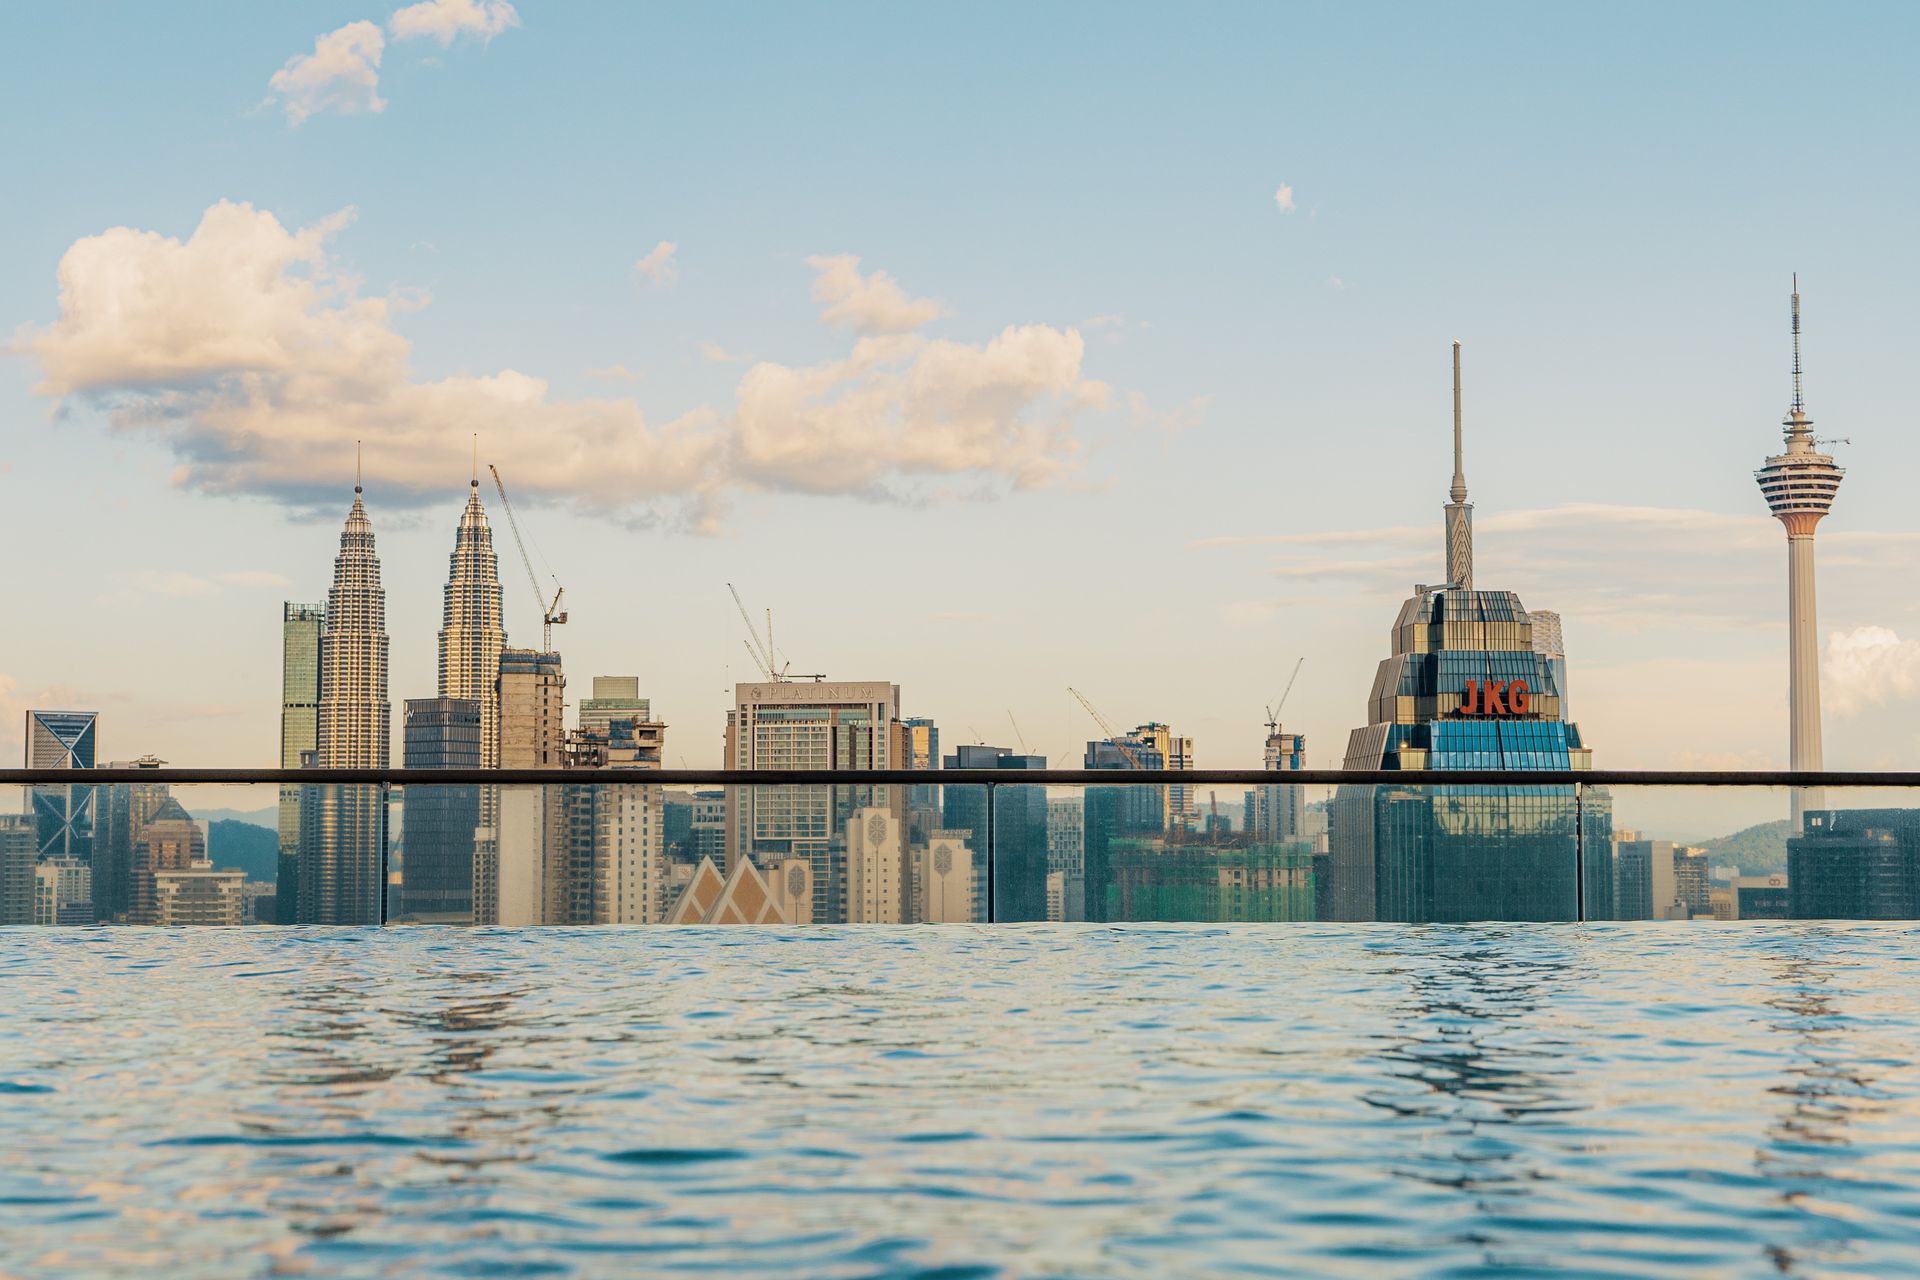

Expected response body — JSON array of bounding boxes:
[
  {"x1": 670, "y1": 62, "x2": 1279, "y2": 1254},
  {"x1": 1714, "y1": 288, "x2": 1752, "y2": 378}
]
[
  {"x1": 22, "y1": 201, "x2": 1120, "y2": 533},
  {"x1": 1824, "y1": 626, "x2": 1920, "y2": 716},
  {"x1": 268, "y1": 21, "x2": 386, "y2": 125},
  {"x1": 584, "y1": 363, "x2": 640, "y2": 382},
  {"x1": 1274, "y1": 184, "x2": 1296, "y2": 213},
  {"x1": 805, "y1": 254, "x2": 945, "y2": 334},
  {"x1": 634, "y1": 240, "x2": 678, "y2": 284},
  {"x1": 699, "y1": 341, "x2": 747, "y2": 364},
  {"x1": 389, "y1": 0, "x2": 519, "y2": 44}
]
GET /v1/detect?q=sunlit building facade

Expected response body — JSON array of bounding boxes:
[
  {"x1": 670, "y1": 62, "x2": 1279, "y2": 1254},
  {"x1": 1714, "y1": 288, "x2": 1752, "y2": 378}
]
[
  {"x1": 26, "y1": 709, "x2": 96, "y2": 862},
  {"x1": 1329, "y1": 344, "x2": 1611, "y2": 922}
]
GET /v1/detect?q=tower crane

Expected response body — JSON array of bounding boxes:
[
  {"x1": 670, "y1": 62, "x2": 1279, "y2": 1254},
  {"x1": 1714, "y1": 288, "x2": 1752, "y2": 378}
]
[
  {"x1": 1265, "y1": 657, "x2": 1306, "y2": 736},
  {"x1": 1068, "y1": 687, "x2": 1143, "y2": 769},
  {"x1": 489, "y1": 464, "x2": 567, "y2": 652},
  {"x1": 725, "y1": 583, "x2": 826, "y2": 683},
  {"x1": 1007, "y1": 710, "x2": 1031, "y2": 755}
]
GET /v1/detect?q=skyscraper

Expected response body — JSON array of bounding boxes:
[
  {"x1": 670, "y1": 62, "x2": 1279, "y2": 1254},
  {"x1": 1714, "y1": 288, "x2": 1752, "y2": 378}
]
[
  {"x1": 129, "y1": 796, "x2": 207, "y2": 925},
  {"x1": 399, "y1": 697, "x2": 483, "y2": 922},
  {"x1": 1253, "y1": 726, "x2": 1306, "y2": 843},
  {"x1": 941, "y1": 745, "x2": 1048, "y2": 922},
  {"x1": 299, "y1": 479, "x2": 390, "y2": 925},
  {"x1": 1133, "y1": 723, "x2": 1195, "y2": 833},
  {"x1": 278, "y1": 602, "x2": 323, "y2": 922},
  {"x1": 485, "y1": 647, "x2": 565, "y2": 925},
  {"x1": 0, "y1": 815, "x2": 34, "y2": 926},
  {"x1": 1755, "y1": 277, "x2": 1843, "y2": 831},
  {"x1": 26, "y1": 710, "x2": 96, "y2": 862},
  {"x1": 90, "y1": 756, "x2": 166, "y2": 924},
  {"x1": 724, "y1": 680, "x2": 902, "y2": 923},
  {"x1": 1081, "y1": 733, "x2": 1165, "y2": 923},
  {"x1": 440, "y1": 479, "x2": 506, "y2": 767},
  {"x1": 1328, "y1": 343, "x2": 1611, "y2": 922}
]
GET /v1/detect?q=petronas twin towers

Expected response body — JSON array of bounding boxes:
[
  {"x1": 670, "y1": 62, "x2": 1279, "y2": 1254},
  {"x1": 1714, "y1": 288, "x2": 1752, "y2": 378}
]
[{"x1": 293, "y1": 467, "x2": 507, "y2": 924}]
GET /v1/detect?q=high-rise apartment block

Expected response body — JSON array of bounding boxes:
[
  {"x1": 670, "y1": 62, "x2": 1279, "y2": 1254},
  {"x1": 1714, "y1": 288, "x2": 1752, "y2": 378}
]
[
  {"x1": 34, "y1": 857, "x2": 92, "y2": 925},
  {"x1": 1755, "y1": 279, "x2": 1843, "y2": 831},
  {"x1": 1253, "y1": 727, "x2": 1306, "y2": 843},
  {"x1": 1046, "y1": 796, "x2": 1085, "y2": 922},
  {"x1": 1789, "y1": 810, "x2": 1920, "y2": 919},
  {"x1": 845, "y1": 806, "x2": 905, "y2": 923},
  {"x1": 485, "y1": 648, "x2": 565, "y2": 925},
  {"x1": 724, "y1": 680, "x2": 902, "y2": 923},
  {"x1": 0, "y1": 815, "x2": 34, "y2": 926}
]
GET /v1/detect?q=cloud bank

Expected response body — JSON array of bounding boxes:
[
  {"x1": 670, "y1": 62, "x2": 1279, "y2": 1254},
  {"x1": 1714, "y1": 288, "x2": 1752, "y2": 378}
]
[
  {"x1": 21, "y1": 201, "x2": 1114, "y2": 533},
  {"x1": 1824, "y1": 625, "x2": 1920, "y2": 716}
]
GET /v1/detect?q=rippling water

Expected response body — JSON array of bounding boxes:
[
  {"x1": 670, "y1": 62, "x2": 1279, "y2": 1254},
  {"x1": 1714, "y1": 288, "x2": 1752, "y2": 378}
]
[{"x1": 4, "y1": 925, "x2": 1920, "y2": 1277}]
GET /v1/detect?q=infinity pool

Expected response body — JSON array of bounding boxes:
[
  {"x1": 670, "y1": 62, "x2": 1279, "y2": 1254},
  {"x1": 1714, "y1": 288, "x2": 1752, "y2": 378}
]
[{"x1": 3, "y1": 925, "x2": 1918, "y2": 1277}]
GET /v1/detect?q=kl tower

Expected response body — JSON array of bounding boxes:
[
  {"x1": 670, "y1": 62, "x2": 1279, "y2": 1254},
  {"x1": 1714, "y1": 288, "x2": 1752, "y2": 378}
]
[{"x1": 1755, "y1": 276, "x2": 1843, "y2": 831}]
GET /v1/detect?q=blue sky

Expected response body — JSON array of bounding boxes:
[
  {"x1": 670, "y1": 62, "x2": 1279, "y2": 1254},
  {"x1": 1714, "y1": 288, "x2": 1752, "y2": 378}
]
[{"x1": 3, "y1": 2, "x2": 1917, "y2": 836}]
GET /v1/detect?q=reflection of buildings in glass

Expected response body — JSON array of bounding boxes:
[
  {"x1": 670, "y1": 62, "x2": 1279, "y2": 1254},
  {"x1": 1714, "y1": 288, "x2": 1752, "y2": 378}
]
[
  {"x1": 278, "y1": 602, "x2": 323, "y2": 924},
  {"x1": 724, "y1": 680, "x2": 903, "y2": 924},
  {"x1": 399, "y1": 697, "x2": 483, "y2": 923},
  {"x1": 299, "y1": 484, "x2": 390, "y2": 925},
  {"x1": 1328, "y1": 344, "x2": 1610, "y2": 922},
  {"x1": 942, "y1": 745, "x2": 1047, "y2": 922},
  {"x1": 1789, "y1": 810, "x2": 1920, "y2": 919},
  {"x1": 1080, "y1": 735, "x2": 1164, "y2": 924},
  {"x1": 1103, "y1": 838, "x2": 1314, "y2": 922},
  {"x1": 26, "y1": 709, "x2": 97, "y2": 863}
]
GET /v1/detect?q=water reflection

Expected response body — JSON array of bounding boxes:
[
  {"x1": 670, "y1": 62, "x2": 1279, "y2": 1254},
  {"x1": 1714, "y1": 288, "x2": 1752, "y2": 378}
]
[
  {"x1": 3, "y1": 926, "x2": 1920, "y2": 1277},
  {"x1": 1755, "y1": 930, "x2": 1895, "y2": 1274}
]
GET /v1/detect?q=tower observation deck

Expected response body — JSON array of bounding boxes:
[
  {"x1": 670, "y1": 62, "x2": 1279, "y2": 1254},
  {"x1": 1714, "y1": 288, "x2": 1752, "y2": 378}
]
[{"x1": 1754, "y1": 277, "x2": 1842, "y2": 830}]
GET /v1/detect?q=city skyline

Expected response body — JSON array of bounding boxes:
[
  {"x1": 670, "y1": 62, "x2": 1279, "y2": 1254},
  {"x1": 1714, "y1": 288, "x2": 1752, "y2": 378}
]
[{"x1": 4, "y1": 5, "x2": 1919, "y2": 845}]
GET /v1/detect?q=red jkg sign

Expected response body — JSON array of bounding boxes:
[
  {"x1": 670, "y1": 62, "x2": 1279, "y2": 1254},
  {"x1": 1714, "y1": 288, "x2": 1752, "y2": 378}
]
[{"x1": 1458, "y1": 679, "x2": 1530, "y2": 716}]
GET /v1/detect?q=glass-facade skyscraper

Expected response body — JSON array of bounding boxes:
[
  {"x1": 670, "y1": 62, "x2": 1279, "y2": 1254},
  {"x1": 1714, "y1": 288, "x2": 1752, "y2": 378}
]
[
  {"x1": 399, "y1": 697, "x2": 482, "y2": 922},
  {"x1": 1328, "y1": 344, "x2": 1611, "y2": 922},
  {"x1": 25, "y1": 709, "x2": 97, "y2": 863},
  {"x1": 941, "y1": 745, "x2": 1047, "y2": 922}
]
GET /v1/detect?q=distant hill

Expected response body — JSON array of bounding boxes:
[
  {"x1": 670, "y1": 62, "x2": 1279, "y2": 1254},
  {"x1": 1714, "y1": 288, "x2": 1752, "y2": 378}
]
[
  {"x1": 1693, "y1": 819, "x2": 1792, "y2": 874},
  {"x1": 200, "y1": 807, "x2": 277, "y2": 829},
  {"x1": 208, "y1": 819, "x2": 278, "y2": 884}
]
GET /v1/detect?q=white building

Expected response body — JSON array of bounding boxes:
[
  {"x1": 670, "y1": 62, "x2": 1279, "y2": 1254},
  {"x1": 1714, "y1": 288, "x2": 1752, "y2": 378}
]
[
  {"x1": 33, "y1": 857, "x2": 91, "y2": 926},
  {"x1": 846, "y1": 807, "x2": 904, "y2": 923},
  {"x1": 916, "y1": 829, "x2": 975, "y2": 924}
]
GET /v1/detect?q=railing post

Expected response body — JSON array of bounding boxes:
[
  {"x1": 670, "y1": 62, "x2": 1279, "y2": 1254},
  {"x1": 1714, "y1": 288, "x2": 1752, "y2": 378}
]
[
  {"x1": 985, "y1": 780, "x2": 996, "y2": 924},
  {"x1": 1574, "y1": 782, "x2": 1586, "y2": 924}
]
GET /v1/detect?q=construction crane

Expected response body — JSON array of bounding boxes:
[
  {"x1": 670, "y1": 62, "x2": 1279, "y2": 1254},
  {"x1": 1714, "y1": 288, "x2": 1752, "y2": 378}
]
[
  {"x1": 1265, "y1": 657, "x2": 1306, "y2": 736},
  {"x1": 1007, "y1": 710, "x2": 1031, "y2": 755},
  {"x1": 488, "y1": 464, "x2": 567, "y2": 651},
  {"x1": 1068, "y1": 687, "x2": 1143, "y2": 769},
  {"x1": 726, "y1": 583, "x2": 825, "y2": 683}
]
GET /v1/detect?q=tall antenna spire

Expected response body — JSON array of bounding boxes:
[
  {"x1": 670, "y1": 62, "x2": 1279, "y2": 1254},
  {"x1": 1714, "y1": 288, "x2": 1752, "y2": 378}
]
[
  {"x1": 1443, "y1": 341, "x2": 1474, "y2": 591},
  {"x1": 471, "y1": 434, "x2": 479, "y2": 488},
  {"x1": 1790, "y1": 273, "x2": 1805, "y2": 418},
  {"x1": 1450, "y1": 340, "x2": 1467, "y2": 504},
  {"x1": 355, "y1": 439, "x2": 363, "y2": 495}
]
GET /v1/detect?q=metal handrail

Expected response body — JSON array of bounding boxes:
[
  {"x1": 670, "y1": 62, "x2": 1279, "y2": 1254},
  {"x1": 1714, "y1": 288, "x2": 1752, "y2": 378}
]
[{"x1": 4, "y1": 767, "x2": 1917, "y2": 787}]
